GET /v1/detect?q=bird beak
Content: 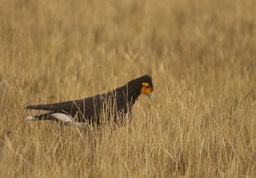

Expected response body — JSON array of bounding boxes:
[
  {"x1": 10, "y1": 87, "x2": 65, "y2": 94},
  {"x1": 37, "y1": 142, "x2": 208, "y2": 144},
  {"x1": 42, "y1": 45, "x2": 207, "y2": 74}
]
[{"x1": 147, "y1": 92, "x2": 154, "y2": 100}]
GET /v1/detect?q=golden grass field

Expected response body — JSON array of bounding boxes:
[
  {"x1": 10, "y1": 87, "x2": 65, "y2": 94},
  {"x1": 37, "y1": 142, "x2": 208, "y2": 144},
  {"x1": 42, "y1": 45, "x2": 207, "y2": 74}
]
[{"x1": 1, "y1": 0, "x2": 256, "y2": 177}]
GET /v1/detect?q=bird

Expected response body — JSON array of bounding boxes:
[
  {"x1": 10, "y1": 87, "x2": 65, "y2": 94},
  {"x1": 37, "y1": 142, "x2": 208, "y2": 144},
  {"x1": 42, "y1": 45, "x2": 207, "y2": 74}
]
[{"x1": 25, "y1": 75, "x2": 153, "y2": 127}]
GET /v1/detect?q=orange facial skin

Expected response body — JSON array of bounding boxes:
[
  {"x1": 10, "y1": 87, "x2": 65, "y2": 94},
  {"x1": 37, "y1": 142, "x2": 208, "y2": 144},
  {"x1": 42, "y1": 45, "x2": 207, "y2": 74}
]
[{"x1": 141, "y1": 82, "x2": 153, "y2": 99}]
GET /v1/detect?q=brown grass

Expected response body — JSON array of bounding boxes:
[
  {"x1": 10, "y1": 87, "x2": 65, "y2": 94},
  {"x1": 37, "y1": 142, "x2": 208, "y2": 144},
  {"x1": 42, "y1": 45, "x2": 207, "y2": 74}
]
[{"x1": 1, "y1": 0, "x2": 256, "y2": 177}]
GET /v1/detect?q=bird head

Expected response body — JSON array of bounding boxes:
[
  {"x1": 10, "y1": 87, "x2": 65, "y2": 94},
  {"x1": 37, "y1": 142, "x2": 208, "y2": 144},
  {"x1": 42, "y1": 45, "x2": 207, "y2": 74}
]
[
  {"x1": 137, "y1": 75, "x2": 153, "y2": 99},
  {"x1": 140, "y1": 81, "x2": 154, "y2": 99},
  {"x1": 127, "y1": 74, "x2": 154, "y2": 100}
]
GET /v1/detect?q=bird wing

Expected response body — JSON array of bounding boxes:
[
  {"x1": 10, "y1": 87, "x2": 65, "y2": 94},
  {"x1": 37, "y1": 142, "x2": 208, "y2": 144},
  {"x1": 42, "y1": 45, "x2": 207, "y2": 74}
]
[{"x1": 25, "y1": 96, "x2": 98, "y2": 114}]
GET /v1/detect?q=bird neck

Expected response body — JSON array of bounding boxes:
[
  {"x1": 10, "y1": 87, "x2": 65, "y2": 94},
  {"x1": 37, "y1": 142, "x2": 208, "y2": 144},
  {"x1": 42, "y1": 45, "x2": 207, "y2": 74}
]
[
  {"x1": 127, "y1": 86, "x2": 141, "y2": 104},
  {"x1": 115, "y1": 84, "x2": 141, "y2": 104}
]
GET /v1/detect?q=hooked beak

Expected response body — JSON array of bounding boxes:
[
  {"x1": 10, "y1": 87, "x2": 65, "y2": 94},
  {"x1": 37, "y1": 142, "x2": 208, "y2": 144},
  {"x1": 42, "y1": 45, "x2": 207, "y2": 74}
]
[{"x1": 147, "y1": 92, "x2": 154, "y2": 100}]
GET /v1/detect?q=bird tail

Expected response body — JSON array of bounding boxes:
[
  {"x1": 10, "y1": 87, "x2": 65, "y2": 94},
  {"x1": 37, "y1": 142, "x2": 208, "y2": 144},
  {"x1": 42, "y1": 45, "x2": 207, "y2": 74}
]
[
  {"x1": 25, "y1": 104, "x2": 53, "y2": 111},
  {"x1": 25, "y1": 112, "x2": 55, "y2": 121}
]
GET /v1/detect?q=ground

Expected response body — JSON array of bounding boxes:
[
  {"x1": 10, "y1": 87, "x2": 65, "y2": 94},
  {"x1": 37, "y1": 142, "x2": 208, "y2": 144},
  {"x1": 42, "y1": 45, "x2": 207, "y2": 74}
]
[{"x1": 0, "y1": 0, "x2": 256, "y2": 177}]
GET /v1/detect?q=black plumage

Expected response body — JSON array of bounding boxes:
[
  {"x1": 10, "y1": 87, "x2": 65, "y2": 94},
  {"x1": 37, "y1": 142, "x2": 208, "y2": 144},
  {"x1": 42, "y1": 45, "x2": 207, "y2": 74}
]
[{"x1": 25, "y1": 75, "x2": 153, "y2": 126}]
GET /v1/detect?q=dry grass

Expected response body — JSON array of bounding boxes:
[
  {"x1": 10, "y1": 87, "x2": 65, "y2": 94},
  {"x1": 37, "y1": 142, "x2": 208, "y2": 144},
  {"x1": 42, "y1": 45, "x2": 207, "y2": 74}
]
[{"x1": 1, "y1": 0, "x2": 256, "y2": 177}]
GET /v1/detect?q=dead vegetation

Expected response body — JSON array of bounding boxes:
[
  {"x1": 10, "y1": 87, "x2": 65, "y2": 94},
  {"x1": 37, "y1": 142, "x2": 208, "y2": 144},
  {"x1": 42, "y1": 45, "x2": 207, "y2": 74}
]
[{"x1": 0, "y1": 0, "x2": 256, "y2": 177}]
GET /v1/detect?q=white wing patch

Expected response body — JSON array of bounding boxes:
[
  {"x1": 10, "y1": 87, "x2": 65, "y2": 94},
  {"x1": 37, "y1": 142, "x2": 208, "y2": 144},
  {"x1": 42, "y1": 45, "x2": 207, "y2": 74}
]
[
  {"x1": 25, "y1": 116, "x2": 36, "y2": 120},
  {"x1": 50, "y1": 113, "x2": 85, "y2": 127},
  {"x1": 26, "y1": 113, "x2": 85, "y2": 128},
  {"x1": 50, "y1": 113, "x2": 74, "y2": 122}
]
